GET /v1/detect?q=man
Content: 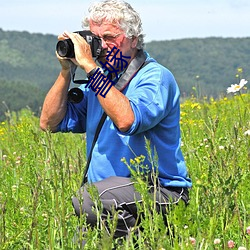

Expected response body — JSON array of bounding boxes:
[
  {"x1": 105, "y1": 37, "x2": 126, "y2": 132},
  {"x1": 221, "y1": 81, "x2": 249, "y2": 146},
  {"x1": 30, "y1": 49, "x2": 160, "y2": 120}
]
[{"x1": 40, "y1": 0, "x2": 192, "y2": 242}]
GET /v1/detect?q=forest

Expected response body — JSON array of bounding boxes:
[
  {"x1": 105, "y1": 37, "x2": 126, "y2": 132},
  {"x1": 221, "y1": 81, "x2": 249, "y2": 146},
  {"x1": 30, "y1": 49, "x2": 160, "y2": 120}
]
[{"x1": 0, "y1": 28, "x2": 249, "y2": 120}]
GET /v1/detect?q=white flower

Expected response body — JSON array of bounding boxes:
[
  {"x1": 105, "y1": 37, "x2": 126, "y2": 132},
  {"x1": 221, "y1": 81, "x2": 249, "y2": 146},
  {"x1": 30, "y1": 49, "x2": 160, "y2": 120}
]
[
  {"x1": 227, "y1": 79, "x2": 248, "y2": 93},
  {"x1": 189, "y1": 237, "x2": 196, "y2": 245},
  {"x1": 20, "y1": 207, "x2": 25, "y2": 214},
  {"x1": 214, "y1": 238, "x2": 221, "y2": 244},
  {"x1": 238, "y1": 247, "x2": 246, "y2": 250},
  {"x1": 246, "y1": 226, "x2": 250, "y2": 235},
  {"x1": 244, "y1": 130, "x2": 250, "y2": 136}
]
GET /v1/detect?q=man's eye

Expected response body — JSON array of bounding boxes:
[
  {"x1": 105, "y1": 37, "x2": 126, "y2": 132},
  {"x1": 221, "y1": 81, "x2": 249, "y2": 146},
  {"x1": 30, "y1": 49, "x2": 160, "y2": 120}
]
[{"x1": 103, "y1": 35, "x2": 114, "y2": 41}]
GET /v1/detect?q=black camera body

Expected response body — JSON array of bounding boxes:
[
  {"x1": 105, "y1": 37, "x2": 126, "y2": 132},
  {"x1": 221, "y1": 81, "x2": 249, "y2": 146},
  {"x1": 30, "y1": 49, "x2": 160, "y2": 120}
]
[{"x1": 56, "y1": 30, "x2": 102, "y2": 58}]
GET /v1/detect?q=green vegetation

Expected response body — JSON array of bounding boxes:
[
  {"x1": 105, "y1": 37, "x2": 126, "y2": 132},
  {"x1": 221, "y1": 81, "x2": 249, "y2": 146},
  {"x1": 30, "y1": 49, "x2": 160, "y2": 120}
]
[
  {"x1": 0, "y1": 29, "x2": 250, "y2": 120},
  {"x1": 0, "y1": 90, "x2": 249, "y2": 249},
  {"x1": 0, "y1": 80, "x2": 46, "y2": 121},
  {"x1": 146, "y1": 37, "x2": 250, "y2": 98}
]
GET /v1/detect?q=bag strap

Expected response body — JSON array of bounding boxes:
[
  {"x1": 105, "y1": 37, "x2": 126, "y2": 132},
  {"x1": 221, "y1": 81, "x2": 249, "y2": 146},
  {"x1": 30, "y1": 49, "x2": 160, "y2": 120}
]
[
  {"x1": 81, "y1": 112, "x2": 107, "y2": 186},
  {"x1": 81, "y1": 50, "x2": 150, "y2": 186}
]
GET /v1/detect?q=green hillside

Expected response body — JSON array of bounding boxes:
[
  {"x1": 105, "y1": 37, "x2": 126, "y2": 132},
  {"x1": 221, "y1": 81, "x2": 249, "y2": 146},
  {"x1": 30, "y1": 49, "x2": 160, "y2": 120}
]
[
  {"x1": 0, "y1": 28, "x2": 249, "y2": 120},
  {"x1": 145, "y1": 37, "x2": 250, "y2": 97},
  {"x1": 0, "y1": 29, "x2": 59, "y2": 87}
]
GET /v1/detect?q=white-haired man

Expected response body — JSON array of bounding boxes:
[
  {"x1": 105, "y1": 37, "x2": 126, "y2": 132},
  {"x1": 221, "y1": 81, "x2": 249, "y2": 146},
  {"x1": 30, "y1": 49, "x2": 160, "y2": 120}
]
[{"x1": 40, "y1": 0, "x2": 192, "y2": 243}]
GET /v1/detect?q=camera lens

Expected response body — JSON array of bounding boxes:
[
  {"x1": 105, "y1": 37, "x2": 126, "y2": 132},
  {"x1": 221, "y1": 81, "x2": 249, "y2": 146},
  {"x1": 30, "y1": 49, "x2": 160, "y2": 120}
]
[
  {"x1": 56, "y1": 39, "x2": 74, "y2": 58},
  {"x1": 68, "y1": 88, "x2": 84, "y2": 103}
]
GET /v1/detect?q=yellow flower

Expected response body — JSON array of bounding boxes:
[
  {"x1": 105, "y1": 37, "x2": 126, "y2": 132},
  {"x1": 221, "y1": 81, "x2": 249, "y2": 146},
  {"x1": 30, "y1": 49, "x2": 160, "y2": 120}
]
[
  {"x1": 130, "y1": 159, "x2": 135, "y2": 165},
  {"x1": 191, "y1": 103, "x2": 201, "y2": 109},
  {"x1": 237, "y1": 67, "x2": 243, "y2": 73},
  {"x1": 135, "y1": 157, "x2": 141, "y2": 164}
]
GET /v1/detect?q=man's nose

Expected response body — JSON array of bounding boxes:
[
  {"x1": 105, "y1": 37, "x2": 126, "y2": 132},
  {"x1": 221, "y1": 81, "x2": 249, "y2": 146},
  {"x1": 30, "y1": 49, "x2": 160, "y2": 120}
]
[{"x1": 101, "y1": 39, "x2": 108, "y2": 49}]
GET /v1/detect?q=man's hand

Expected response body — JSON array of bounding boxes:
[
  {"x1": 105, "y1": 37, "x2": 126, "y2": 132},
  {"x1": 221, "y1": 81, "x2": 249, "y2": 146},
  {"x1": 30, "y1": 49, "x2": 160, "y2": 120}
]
[
  {"x1": 62, "y1": 31, "x2": 97, "y2": 73},
  {"x1": 56, "y1": 33, "x2": 78, "y2": 71}
]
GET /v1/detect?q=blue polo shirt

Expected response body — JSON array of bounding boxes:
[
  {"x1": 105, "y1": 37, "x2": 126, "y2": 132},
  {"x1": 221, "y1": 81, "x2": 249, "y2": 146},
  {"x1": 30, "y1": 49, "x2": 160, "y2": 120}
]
[{"x1": 57, "y1": 52, "x2": 192, "y2": 188}]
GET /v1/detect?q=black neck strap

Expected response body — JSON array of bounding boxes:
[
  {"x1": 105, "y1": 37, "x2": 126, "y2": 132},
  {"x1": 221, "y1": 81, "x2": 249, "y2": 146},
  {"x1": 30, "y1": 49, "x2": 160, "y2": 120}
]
[
  {"x1": 80, "y1": 50, "x2": 148, "y2": 186},
  {"x1": 115, "y1": 49, "x2": 147, "y2": 91}
]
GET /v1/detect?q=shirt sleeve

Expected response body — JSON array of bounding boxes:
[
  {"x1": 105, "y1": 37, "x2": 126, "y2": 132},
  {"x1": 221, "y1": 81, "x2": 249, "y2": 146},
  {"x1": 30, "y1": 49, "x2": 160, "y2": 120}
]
[
  {"x1": 119, "y1": 63, "x2": 180, "y2": 135},
  {"x1": 56, "y1": 86, "x2": 88, "y2": 133}
]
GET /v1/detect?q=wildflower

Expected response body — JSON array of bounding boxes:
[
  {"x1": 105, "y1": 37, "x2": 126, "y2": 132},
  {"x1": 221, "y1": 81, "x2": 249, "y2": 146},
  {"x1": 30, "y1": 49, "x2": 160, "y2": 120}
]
[
  {"x1": 214, "y1": 238, "x2": 221, "y2": 244},
  {"x1": 135, "y1": 157, "x2": 141, "y2": 164},
  {"x1": 130, "y1": 159, "x2": 135, "y2": 165},
  {"x1": 238, "y1": 247, "x2": 246, "y2": 250},
  {"x1": 237, "y1": 67, "x2": 243, "y2": 73},
  {"x1": 246, "y1": 226, "x2": 250, "y2": 235},
  {"x1": 196, "y1": 180, "x2": 202, "y2": 185},
  {"x1": 228, "y1": 240, "x2": 235, "y2": 248},
  {"x1": 20, "y1": 207, "x2": 25, "y2": 214},
  {"x1": 42, "y1": 213, "x2": 48, "y2": 221},
  {"x1": 227, "y1": 79, "x2": 248, "y2": 93},
  {"x1": 12, "y1": 185, "x2": 17, "y2": 192},
  {"x1": 189, "y1": 237, "x2": 196, "y2": 246},
  {"x1": 218, "y1": 145, "x2": 224, "y2": 150},
  {"x1": 244, "y1": 130, "x2": 250, "y2": 136},
  {"x1": 191, "y1": 103, "x2": 201, "y2": 109}
]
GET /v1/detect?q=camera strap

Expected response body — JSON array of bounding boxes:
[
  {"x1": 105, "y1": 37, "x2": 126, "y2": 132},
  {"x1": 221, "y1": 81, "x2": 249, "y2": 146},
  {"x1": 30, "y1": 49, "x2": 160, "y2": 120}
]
[
  {"x1": 114, "y1": 49, "x2": 147, "y2": 91},
  {"x1": 81, "y1": 50, "x2": 149, "y2": 186},
  {"x1": 81, "y1": 111, "x2": 107, "y2": 185}
]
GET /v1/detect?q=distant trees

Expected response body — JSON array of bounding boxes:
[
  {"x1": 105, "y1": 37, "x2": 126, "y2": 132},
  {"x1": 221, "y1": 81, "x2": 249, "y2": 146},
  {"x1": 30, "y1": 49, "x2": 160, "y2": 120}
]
[
  {"x1": 0, "y1": 80, "x2": 46, "y2": 121},
  {"x1": 145, "y1": 37, "x2": 250, "y2": 98}
]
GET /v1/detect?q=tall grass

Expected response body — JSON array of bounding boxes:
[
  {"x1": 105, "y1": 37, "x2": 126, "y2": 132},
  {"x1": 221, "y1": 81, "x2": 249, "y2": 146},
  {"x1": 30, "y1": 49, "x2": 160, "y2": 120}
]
[{"x1": 0, "y1": 93, "x2": 249, "y2": 249}]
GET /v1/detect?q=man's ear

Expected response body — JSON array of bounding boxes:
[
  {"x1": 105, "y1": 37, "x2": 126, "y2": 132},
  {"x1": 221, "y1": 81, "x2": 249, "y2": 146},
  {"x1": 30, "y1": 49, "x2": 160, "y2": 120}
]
[{"x1": 131, "y1": 36, "x2": 138, "y2": 49}]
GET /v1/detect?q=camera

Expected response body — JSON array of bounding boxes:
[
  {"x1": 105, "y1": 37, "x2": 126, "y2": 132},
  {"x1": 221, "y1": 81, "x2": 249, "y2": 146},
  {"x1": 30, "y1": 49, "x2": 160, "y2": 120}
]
[
  {"x1": 56, "y1": 30, "x2": 102, "y2": 58},
  {"x1": 68, "y1": 87, "x2": 84, "y2": 103}
]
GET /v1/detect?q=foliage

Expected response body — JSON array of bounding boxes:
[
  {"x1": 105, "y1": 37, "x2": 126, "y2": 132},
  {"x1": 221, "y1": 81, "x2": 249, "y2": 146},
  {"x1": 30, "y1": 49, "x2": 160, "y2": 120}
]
[
  {"x1": 0, "y1": 92, "x2": 249, "y2": 249},
  {"x1": 0, "y1": 28, "x2": 60, "y2": 89},
  {"x1": 0, "y1": 29, "x2": 61, "y2": 121},
  {"x1": 0, "y1": 79, "x2": 46, "y2": 121},
  {"x1": 146, "y1": 37, "x2": 250, "y2": 98}
]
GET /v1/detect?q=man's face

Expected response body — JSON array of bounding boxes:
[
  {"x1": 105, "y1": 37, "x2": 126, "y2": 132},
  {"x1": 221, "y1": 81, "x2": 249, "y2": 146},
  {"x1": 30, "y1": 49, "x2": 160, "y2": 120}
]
[{"x1": 89, "y1": 19, "x2": 137, "y2": 72}]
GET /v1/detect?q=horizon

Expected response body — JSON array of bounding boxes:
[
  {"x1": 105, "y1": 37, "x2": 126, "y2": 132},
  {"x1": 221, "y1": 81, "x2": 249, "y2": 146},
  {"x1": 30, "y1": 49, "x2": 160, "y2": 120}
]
[{"x1": 1, "y1": 27, "x2": 249, "y2": 43}]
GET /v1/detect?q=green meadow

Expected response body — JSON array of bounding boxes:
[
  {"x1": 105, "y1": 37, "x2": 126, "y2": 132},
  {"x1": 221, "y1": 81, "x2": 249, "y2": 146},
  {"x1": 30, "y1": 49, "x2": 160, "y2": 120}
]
[{"x1": 0, "y1": 90, "x2": 249, "y2": 249}]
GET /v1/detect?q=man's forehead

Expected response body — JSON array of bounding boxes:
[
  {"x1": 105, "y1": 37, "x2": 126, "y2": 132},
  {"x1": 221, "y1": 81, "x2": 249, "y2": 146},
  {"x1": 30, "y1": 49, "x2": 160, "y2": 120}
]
[{"x1": 89, "y1": 19, "x2": 121, "y2": 32}]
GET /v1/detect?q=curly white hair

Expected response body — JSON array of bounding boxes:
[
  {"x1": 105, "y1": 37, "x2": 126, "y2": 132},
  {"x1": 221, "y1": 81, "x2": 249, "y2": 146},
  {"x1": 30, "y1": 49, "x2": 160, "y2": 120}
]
[{"x1": 82, "y1": 0, "x2": 145, "y2": 49}]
